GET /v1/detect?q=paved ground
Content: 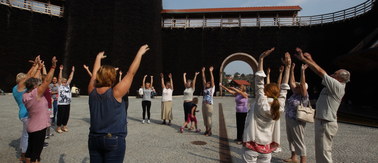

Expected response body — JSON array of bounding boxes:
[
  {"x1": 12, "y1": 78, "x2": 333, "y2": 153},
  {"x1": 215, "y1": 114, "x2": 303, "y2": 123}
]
[{"x1": 1, "y1": 94, "x2": 377, "y2": 163}]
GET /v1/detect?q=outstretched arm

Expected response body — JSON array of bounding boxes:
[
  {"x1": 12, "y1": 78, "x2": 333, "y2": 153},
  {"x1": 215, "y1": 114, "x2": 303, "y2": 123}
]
[
  {"x1": 113, "y1": 44, "x2": 149, "y2": 101},
  {"x1": 38, "y1": 57, "x2": 57, "y2": 97},
  {"x1": 295, "y1": 48, "x2": 327, "y2": 78},
  {"x1": 209, "y1": 66, "x2": 215, "y2": 87},
  {"x1": 219, "y1": 83, "x2": 236, "y2": 95},
  {"x1": 192, "y1": 72, "x2": 199, "y2": 90},
  {"x1": 300, "y1": 64, "x2": 308, "y2": 97},
  {"x1": 201, "y1": 67, "x2": 206, "y2": 87},
  {"x1": 230, "y1": 87, "x2": 249, "y2": 98},
  {"x1": 169, "y1": 73, "x2": 173, "y2": 90},
  {"x1": 83, "y1": 64, "x2": 93, "y2": 77},
  {"x1": 160, "y1": 73, "x2": 166, "y2": 89},
  {"x1": 67, "y1": 66, "x2": 75, "y2": 85},
  {"x1": 88, "y1": 51, "x2": 106, "y2": 94}
]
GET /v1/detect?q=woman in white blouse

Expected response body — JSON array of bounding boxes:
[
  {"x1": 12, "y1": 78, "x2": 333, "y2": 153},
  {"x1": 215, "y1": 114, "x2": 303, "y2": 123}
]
[{"x1": 160, "y1": 73, "x2": 174, "y2": 125}]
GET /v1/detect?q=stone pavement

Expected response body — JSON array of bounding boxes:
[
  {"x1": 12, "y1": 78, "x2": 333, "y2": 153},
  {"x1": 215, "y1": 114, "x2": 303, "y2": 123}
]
[{"x1": 1, "y1": 94, "x2": 377, "y2": 163}]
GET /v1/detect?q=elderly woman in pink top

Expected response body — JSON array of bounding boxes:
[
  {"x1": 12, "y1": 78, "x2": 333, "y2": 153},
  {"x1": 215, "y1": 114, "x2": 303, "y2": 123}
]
[{"x1": 23, "y1": 56, "x2": 57, "y2": 163}]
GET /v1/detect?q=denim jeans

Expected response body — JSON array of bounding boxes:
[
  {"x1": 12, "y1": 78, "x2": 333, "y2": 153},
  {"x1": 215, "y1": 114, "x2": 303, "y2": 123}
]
[{"x1": 88, "y1": 134, "x2": 126, "y2": 163}]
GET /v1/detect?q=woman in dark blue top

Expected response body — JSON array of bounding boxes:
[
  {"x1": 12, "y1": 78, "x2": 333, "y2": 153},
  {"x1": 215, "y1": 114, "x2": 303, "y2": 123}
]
[{"x1": 87, "y1": 45, "x2": 149, "y2": 163}]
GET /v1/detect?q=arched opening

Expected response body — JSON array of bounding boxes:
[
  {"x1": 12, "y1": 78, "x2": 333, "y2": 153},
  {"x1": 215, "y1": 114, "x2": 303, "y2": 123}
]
[{"x1": 219, "y1": 53, "x2": 258, "y2": 96}]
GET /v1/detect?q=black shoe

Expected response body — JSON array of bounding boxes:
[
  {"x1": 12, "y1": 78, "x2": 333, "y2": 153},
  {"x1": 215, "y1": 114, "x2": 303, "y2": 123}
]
[{"x1": 43, "y1": 142, "x2": 48, "y2": 148}]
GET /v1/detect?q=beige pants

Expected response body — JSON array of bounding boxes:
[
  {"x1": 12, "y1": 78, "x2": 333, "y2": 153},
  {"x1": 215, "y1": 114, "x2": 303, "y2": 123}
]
[
  {"x1": 161, "y1": 101, "x2": 173, "y2": 120},
  {"x1": 286, "y1": 115, "x2": 307, "y2": 156},
  {"x1": 202, "y1": 103, "x2": 213, "y2": 128},
  {"x1": 242, "y1": 147, "x2": 272, "y2": 163},
  {"x1": 315, "y1": 119, "x2": 338, "y2": 163}
]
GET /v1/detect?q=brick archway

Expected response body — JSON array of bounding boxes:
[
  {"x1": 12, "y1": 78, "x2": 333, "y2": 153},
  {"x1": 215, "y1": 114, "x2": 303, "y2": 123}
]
[{"x1": 219, "y1": 53, "x2": 258, "y2": 96}]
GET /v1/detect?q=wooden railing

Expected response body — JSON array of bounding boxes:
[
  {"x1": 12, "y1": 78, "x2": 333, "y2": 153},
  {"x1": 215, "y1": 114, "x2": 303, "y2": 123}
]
[
  {"x1": 0, "y1": 0, "x2": 64, "y2": 17},
  {"x1": 162, "y1": 0, "x2": 375, "y2": 28}
]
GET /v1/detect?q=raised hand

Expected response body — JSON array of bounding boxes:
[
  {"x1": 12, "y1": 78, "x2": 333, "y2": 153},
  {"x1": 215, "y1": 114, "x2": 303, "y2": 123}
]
[
  {"x1": 144, "y1": 75, "x2": 147, "y2": 78},
  {"x1": 279, "y1": 65, "x2": 284, "y2": 73},
  {"x1": 83, "y1": 64, "x2": 89, "y2": 70},
  {"x1": 59, "y1": 65, "x2": 63, "y2": 70},
  {"x1": 119, "y1": 70, "x2": 123, "y2": 75},
  {"x1": 115, "y1": 67, "x2": 119, "y2": 71},
  {"x1": 209, "y1": 66, "x2": 214, "y2": 72},
  {"x1": 72, "y1": 66, "x2": 75, "y2": 71},
  {"x1": 52, "y1": 56, "x2": 57, "y2": 67},
  {"x1": 291, "y1": 63, "x2": 296, "y2": 71},
  {"x1": 138, "y1": 44, "x2": 150, "y2": 56},
  {"x1": 195, "y1": 72, "x2": 199, "y2": 75},
  {"x1": 183, "y1": 72, "x2": 186, "y2": 76},
  {"x1": 303, "y1": 52, "x2": 314, "y2": 62},
  {"x1": 301, "y1": 64, "x2": 308, "y2": 71},
  {"x1": 295, "y1": 47, "x2": 306, "y2": 61},
  {"x1": 150, "y1": 75, "x2": 153, "y2": 78},
  {"x1": 260, "y1": 47, "x2": 275, "y2": 59},
  {"x1": 168, "y1": 73, "x2": 172, "y2": 78},
  {"x1": 283, "y1": 52, "x2": 292, "y2": 66},
  {"x1": 97, "y1": 51, "x2": 106, "y2": 59},
  {"x1": 160, "y1": 73, "x2": 164, "y2": 78},
  {"x1": 201, "y1": 67, "x2": 205, "y2": 72}
]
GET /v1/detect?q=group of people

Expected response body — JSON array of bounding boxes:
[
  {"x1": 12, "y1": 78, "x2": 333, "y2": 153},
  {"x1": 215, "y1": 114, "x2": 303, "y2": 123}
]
[
  {"x1": 13, "y1": 55, "x2": 76, "y2": 163},
  {"x1": 12, "y1": 45, "x2": 350, "y2": 163},
  {"x1": 241, "y1": 47, "x2": 350, "y2": 163}
]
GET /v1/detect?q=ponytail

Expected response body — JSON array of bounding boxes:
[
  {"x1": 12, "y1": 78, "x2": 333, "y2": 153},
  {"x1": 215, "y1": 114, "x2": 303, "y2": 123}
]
[{"x1": 264, "y1": 83, "x2": 281, "y2": 120}]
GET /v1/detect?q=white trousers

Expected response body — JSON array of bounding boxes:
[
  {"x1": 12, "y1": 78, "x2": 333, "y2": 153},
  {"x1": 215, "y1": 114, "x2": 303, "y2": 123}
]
[
  {"x1": 20, "y1": 118, "x2": 29, "y2": 153},
  {"x1": 242, "y1": 147, "x2": 272, "y2": 163},
  {"x1": 315, "y1": 119, "x2": 338, "y2": 163}
]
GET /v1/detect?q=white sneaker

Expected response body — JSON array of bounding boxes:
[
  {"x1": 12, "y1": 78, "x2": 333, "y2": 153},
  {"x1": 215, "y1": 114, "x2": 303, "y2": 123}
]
[
  {"x1": 142, "y1": 120, "x2": 145, "y2": 124},
  {"x1": 147, "y1": 120, "x2": 151, "y2": 124}
]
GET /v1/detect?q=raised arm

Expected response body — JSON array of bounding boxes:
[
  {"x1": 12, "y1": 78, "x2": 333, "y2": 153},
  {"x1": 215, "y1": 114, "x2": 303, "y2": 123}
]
[
  {"x1": 201, "y1": 67, "x2": 206, "y2": 87},
  {"x1": 34, "y1": 59, "x2": 43, "y2": 79},
  {"x1": 119, "y1": 70, "x2": 123, "y2": 83},
  {"x1": 281, "y1": 52, "x2": 292, "y2": 85},
  {"x1": 18, "y1": 57, "x2": 40, "y2": 91},
  {"x1": 289, "y1": 63, "x2": 296, "y2": 89},
  {"x1": 113, "y1": 44, "x2": 149, "y2": 100},
  {"x1": 88, "y1": 51, "x2": 106, "y2": 94},
  {"x1": 266, "y1": 67, "x2": 271, "y2": 84},
  {"x1": 83, "y1": 64, "x2": 93, "y2": 77},
  {"x1": 160, "y1": 73, "x2": 166, "y2": 89},
  {"x1": 192, "y1": 72, "x2": 199, "y2": 90},
  {"x1": 219, "y1": 83, "x2": 236, "y2": 95},
  {"x1": 300, "y1": 64, "x2": 308, "y2": 97},
  {"x1": 58, "y1": 65, "x2": 63, "y2": 85},
  {"x1": 150, "y1": 75, "x2": 154, "y2": 88},
  {"x1": 38, "y1": 57, "x2": 57, "y2": 97},
  {"x1": 169, "y1": 73, "x2": 173, "y2": 90},
  {"x1": 258, "y1": 48, "x2": 275, "y2": 72},
  {"x1": 277, "y1": 65, "x2": 284, "y2": 86},
  {"x1": 142, "y1": 75, "x2": 147, "y2": 89},
  {"x1": 183, "y1": 73, "x2": 187, "y2": 86},
  {"x1": 295, "y1": 48, "x2": 327, "y2": 78},
  {"x1": 67, "y1": 66, "x2": 75, "y2": 85},
  {"x1": 209, "y1": 66, "x2": 215, "y2": 87},
  {"x1": 42, "y1": 62, "x2": 47, "y2": 75}
]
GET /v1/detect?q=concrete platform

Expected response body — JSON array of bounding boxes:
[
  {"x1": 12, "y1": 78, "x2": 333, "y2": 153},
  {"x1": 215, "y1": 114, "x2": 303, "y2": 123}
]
[{"x1": 1, "y1": 95, "x2": 377, "y2": 162}]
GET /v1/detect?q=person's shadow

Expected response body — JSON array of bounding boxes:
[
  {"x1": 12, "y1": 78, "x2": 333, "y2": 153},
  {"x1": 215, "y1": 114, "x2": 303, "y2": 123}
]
[{"x1": 9, "y1": 138, "x2": 21, "y2": 159}]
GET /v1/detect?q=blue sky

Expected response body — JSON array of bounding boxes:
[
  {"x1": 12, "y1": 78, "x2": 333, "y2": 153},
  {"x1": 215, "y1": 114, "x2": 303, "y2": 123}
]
[
  {"x1": 163, "y1": 0, "x2": 366, "y2": 75},
  {"x1": 163, "y1": 0, "x2": 366, "y2": 16}
]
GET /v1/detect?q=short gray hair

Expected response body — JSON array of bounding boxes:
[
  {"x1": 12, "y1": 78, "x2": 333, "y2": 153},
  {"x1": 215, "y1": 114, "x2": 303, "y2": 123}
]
[{"x1": 339, "y1": 69, "x2": 350, "y2": 83}]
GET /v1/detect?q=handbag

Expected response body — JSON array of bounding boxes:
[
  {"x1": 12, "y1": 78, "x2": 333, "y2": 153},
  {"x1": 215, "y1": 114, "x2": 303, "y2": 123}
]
[{"x1": 296, "y1": 102, "x2": 315, "y2": 123}]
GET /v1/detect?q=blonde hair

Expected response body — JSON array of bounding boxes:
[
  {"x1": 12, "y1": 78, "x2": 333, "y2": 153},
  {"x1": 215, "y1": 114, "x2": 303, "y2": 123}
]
[
  {"x1": 95, "y1": 65, "x2": 116, "y2": 87},
  {"x1": 264, "y1": 83, "x2": 281, "y2": 120},
  {"x1": 240, "y1": 85, "x2": 247, "y2": 92},
  {"x1": 16, "y1": 73, "x2": 26, "y2": 84}
]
